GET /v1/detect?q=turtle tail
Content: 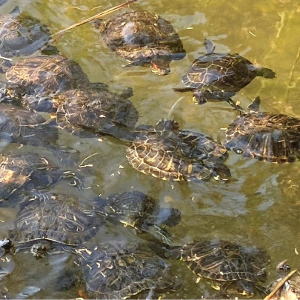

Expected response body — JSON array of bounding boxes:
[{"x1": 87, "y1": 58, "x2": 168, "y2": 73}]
[{"x1": 257, "y1": 67, "x2": 276, "y2": 79}]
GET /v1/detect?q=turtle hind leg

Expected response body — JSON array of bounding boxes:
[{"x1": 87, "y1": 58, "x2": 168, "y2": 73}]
[{"x1": 257, "y1": 67, "x2": 276, "y2": 78}]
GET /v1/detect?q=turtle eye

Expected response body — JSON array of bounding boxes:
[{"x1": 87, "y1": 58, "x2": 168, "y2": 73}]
[{"x1": 235, "y1": 148, "x2": 243, "y2": 154}]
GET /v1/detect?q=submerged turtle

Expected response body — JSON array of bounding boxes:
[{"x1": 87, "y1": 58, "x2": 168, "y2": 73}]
[
  {"x1": 54, "y1": 88, "x2": 139, "y2": 140},
  {"x1": 268, "y1": 260, "x2": 300, "y2": 300},
  {"x1": 0, "y1": 150, "x2": 83, "y2": 205},
  {"x1": 98, "y1": 10, "x2": 186, "y2": 75},
  {"x1": 75, "y1": 241, "x2": 180, "y2": 299},
  {"x1": 9, "y1": 190, "x2": 102, "y2": 258},
  {"x1": 163, "y1": 239, "x2": 269, "y2": 297},
  {"x1": 126, "y1": 120, "x2": 230, "y2": 182},
  {"x1": 93, "y1": 190, "x2": 181, "y2": 243},
  {"x1": 0, "y1": 8, "x2": 53, "y2": 58},
  {"x1": 4, "y1": 54, "x2": 90, "y2": 98},
  {"x1": 174, "y1": 39, "x2": 275, "y2": 105},
  {"x1": 225, "y1": 97, "x2": 300, "y2": 162},
  {"x1": 0, "y1": 103, "x2": 58, "y2": 147}
]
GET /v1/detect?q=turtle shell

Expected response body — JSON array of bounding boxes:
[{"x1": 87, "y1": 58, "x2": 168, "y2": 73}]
[
  {"x1": 0, "y1": 103, "x2": 58, "y2": 147},
  {"x1": 76, "y1": 241, "x2": 180, "y2": 299},
  {"x1": 93, "y1": 191, "x2": 181, "y2": 242},
  {"x1": 176, "y1": 40, "x2": 275, "y2": 104},
  {"x1": 168, "y1": 239, "x2": 269, "y2": 297},
  {"x1": 225, "y1": 112, "x2": 300, "y2": 162},
  {"x1": 9, "y1": 191, "x2": 102, "y2": 251},
  {"x1": 54, "y1": 88, "x2": 138, "y2": 140},
  {"x1": 0, "y1": 10, "x2": 51, "y2": 57},
  {"x1": 126, "y1": 120, "x2": 230, "y2": 181},
  {"x1": 5, "y1": 54, "x2": 90, "y2": 96},
  {"x1": 99, "y1": 10, "x2": 185, "y2": 74}
]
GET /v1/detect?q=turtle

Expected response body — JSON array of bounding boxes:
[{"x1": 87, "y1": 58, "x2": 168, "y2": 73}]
[
  {"x1": 0, "y1": 8, "x2": 54, "y2": 58},
  {"x1": 225, "y1": 97, "x2": 300, "y2": 162},
  {"x1": 174, "y1": 39, "x2": 275, "y2": 106},
  {"x1": 98, "y1": 10, "x2": 186, "y2": 75},
  {"x1": 8, "y1": 190, "x2": 102, "y2": 258},
  {"x1": 0, "y1": 150, "x2": 83, "y2": 205},
  {"x1": 126, "y1": 119, "x2": 231, "y2": 182},
  {"x1": 53, "y1": 88, "x2": 139, "y2": 140},
  {"x1": 3, "y1": 54, "x2": 91, "y2": 99},
  {"x1": 161, "y1": 239, "x2": 269, "y2": 298},
  {"x1": 93, "y1": 190, "x2": 181, "y2": 243},
  {"x1": 75, "y1": 241, "x2": 181, "y2": 299},
  {"x1": 268, "y1": 260, "x2": 300, "y2": 300},
  {"x1": 0, "y1": 103, "x2": 58, "y2": 147}
]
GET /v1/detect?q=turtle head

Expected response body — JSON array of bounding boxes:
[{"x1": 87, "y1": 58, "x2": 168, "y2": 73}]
[
  {"x1": 213, "y1": 163, "x2": 231, "y2": 181},
  {"x1": 151, "y1": 56, "x2": 171, "y2": 75}
]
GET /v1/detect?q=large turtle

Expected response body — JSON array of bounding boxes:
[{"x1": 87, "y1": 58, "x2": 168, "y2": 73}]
[
  {"x1": 98, "y1": 10, "x2": 186, "y2": 75},
  {"x1": 0, "y1": 103, "x2": 58, "y2": 147},
  {"x1": 75, "y1": 241, "x2": 180, "y2": 299},
  {"x1": 0, "y1": 8, "x2": 53, "y2": 58},
  {"x1": 162, "y1": 239, "x2": 269, "y2": 298},
  {"x1": 225, "y1": 97, "x2": 300, "y2": 162},
  {"x1": 8, "y1": 190, "x2": 102, "y2": 258},
  {"x1": 174, "y1": 39, "x2": 275, "y2": 105},
  {"x1": 93, "y1": 190, "x2": 181, "y2": 243},
  {"x1": 126, "y1": 120, "x2": 231, "y2": 182},
  {"x1": 3, "y1": 54, "x2": 91, "y2": 98},
  {"x1": 54, "y1": 88, "x2": 139, "y2": 140}
]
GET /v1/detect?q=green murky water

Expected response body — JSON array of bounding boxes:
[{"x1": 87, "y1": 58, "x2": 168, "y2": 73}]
[{"x1": 0, "y1": 0, "x2": 300, "y2": 298}]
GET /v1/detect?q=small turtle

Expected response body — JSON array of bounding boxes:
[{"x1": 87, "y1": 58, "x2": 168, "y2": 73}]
[
  {"x1": 93, "y1": 190, "x2": 181, "y2": 243},
  {"x1": 54, "y1": 88, "x2": 139, "y2": 140},
  {"x1": 98, "y1": 10, "x2": 186, "y2": 75},
  {"x1": 0, "y1": 103, "x2": 58, "y2": 147},
  {"x1": 163, "y1": 239, "x2": 269, "y2": 297},
  {"x1": 0, "y1": 8, "x2": 53, "y2": 58},
  {"x1": 126, "y1": 120, "x2": 231, "y2": 182},
  {"x1": 0, "y1": 150, "x2": 83, "y2": 205},
  {"x1": 268, "y1": 260, "x2": 300, "y2": 300},
  {"x1": 75, "y1": 241, "x2": 180, "y2": 299},
  {"x1": 225, "y1": 97, "x2": 300, "y2": 162},
  {"x1": 4, "y1": 54, "x2": 91, "y2": 97},
  {"x1": 174, "y1": 39, "x2": 275, "y2": 105},
  {"x1": 9, "y1": 190, "x2": 102, "y2": 258}
]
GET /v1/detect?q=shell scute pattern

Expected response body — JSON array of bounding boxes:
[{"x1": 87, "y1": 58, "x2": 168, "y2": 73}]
[
  {"x1": 225, "y1": 111, "x2": 300, "y2": 163},
  {"x1": 100, "y1": 10, "x2": 186, "y2": 75},
  {"x1": 126, "y1": 120, "x2": 230, "y2": 182}
]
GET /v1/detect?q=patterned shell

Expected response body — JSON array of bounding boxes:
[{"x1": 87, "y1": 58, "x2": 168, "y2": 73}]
[
  {"x1": 126, "y1": 120, "x2": 230, "y2": 181},
  {"x1": 225, "y1": 112, "x2": 300, "y2": 162},
  {"x1": 76, "y1": 241, "x2": 179, "y2": 299},
  {"x1": 171, "y1": 239, "x2": 269, "y2": 297},
  {"x1": 5, "y1": 55, "x2": 90, "y2": 95},
  {"x1": 9, "y1": 191, "x2": 101, "y2": 248},
  {"x1": 54, "y1": 88, "x2": 138, "y2": 140},
  {"x1": 0, "y1": 103, "x2": 58, "y2": 147},
  {"x1": 100, "y1": 10, "x2": 185, "y2": 74},
  {"x1": 0, "y1": 10, "x2": 50, "y2": 57}
]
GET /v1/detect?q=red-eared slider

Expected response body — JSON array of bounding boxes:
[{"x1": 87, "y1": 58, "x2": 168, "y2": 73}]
[
  {"x1": 0, "y1": 8, "x2": 52, "y2": 58},
  {"x1": 5, "y1": 54, "x2": 90, "y2": 96},
  {"x1": 174, "y1": 39, "x2": 275, "y2": 105},
  {"x1": 126, "y1": 120, "x2": 230, "y2": 182},
  {"x1": 268, "y1": 260, "x2": 300, "y2": 300},
  {"x1": 9, "y1": 190, "x2": 102, "y2": 257},
  {"x1": 0, "y1": 150, "x2": 83, "y2": 205},
  {"x1": 93, "y1": 190, "x2": 180, "y2": 243},
  {"x1": 98, "y1": 10, "x2": 186, "y2": 75},
  {"x1": 0, "y1": 103, "x2": 58, "y2": 147},
  {"x1": 75, "y1": 241, "x2": 180, "y2": 299},
  {"x1": 164, "y1": 239, "x2": 269, "y2": 297},
  {"x1": 54, "y1": 88, "x2": 139, "y2": 140},
  {"x1": 225, "y1": 97, "x2": 300, "y2": 162}
]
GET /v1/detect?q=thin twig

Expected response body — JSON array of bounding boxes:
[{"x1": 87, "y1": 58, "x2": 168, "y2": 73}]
[
  {"x1": 51, "y1": 0, "x2": 137, "y2": 41},
  {"x1": 264, "y1": 269, "x2": 298, "y2": 300}
]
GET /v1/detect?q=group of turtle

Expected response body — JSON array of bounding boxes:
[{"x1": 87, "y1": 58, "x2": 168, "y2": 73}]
[{"x1": 0, "y1": 3, "x2": 299, "y2": 299}]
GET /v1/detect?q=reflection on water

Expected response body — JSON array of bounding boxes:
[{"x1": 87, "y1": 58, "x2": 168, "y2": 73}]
[{"x1": 0, "y1": 0, "x2": 300, "y2": 298}]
